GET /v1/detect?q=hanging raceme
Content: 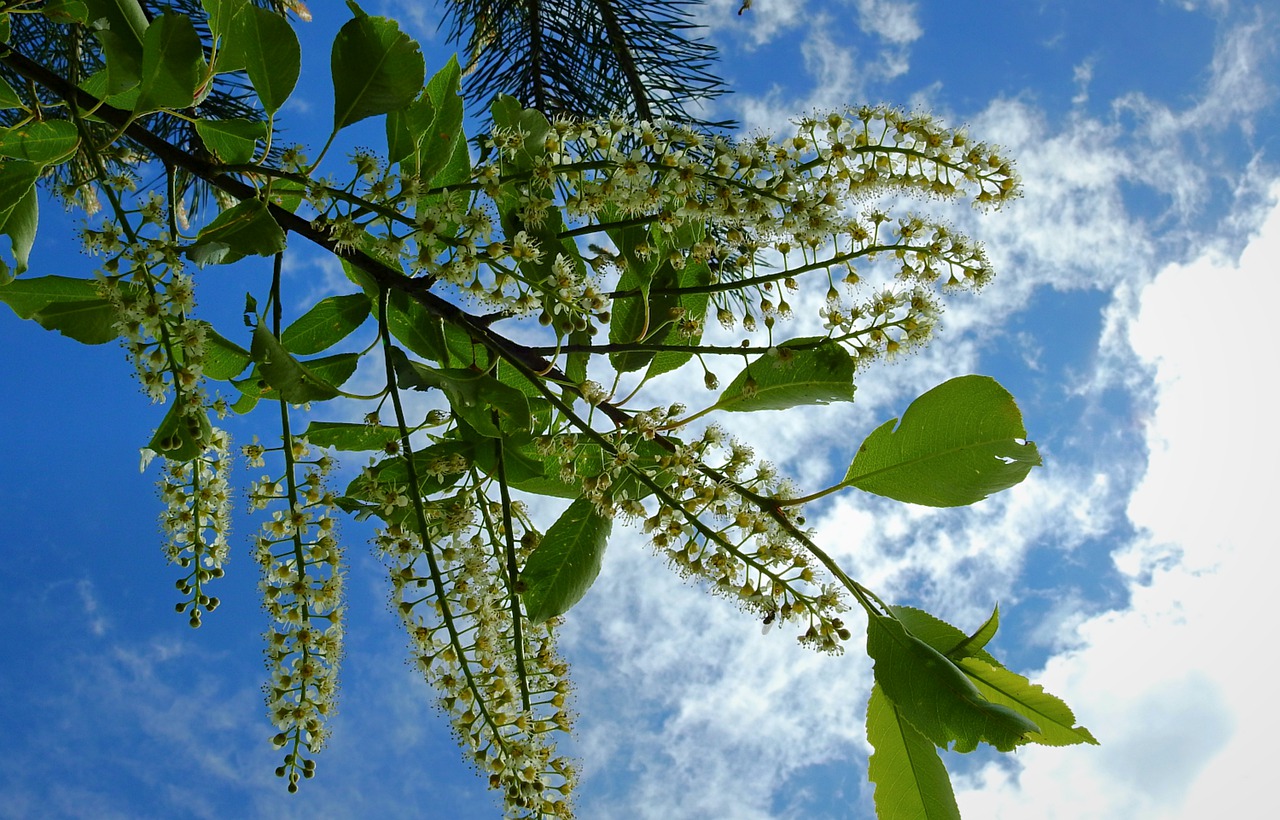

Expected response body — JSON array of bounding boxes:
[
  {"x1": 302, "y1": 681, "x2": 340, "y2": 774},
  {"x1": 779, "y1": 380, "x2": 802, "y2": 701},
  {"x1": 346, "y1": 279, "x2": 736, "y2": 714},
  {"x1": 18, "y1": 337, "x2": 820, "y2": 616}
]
[{"x1": 0, "y1": 3, "x2": 1096, "y2": 818}]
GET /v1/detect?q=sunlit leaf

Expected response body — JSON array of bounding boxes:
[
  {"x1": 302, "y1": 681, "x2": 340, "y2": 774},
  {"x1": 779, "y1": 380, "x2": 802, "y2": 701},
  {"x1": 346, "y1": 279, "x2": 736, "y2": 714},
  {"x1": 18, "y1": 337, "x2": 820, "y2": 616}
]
[
  {"x1": 83, "y1": 0, "x2": 148, "y2": 94},
  {"x1": 0, "y1": 182, "x2": 37, "y2": 281},
  {"x1": 843, "y1": 375, "x2": 1041, "y2": 506},
  {"x1": 956, "y1": 657, "x2": 1099, "y2": 748},
  {"x1": 304, "y1": 420, "x2": 401, "y2": 453},
  {"x1": 194, "y1": 118, "x2": 267, "y2": 165},
  {"x1": 280, "y1": 293, "x2": 370, "y2": 355},
  {"x1": 199, "y1": 324, "x2": 251, "y2": 380},
  {"x1": 190, "y1": 198, "x2": 285, "y2": 265},
  {"x1": 715, "y1": 338, "x2": 856, "y2": 412},
  {"x1": 0, "y1": 121, "x2": 80, "y2": 165},
  {"x1": 237, "y1": 4, "x2": 299, "y2": 115},
  {"x1": 331, "y1": 2, "x2": 424, "y2": 131},
  {"x1": 521, "y1": 496, "x2": 612, "y2": 624},
  {"x1": 867, "y1": 612, "x2": 1038, "y2": 753},
  {"x1": 134, "y1": 13, "x2": 205, "y2": 114},
  {"x1": 147, "y1": 401, "x2": 211, "y2": 462},
  {"x1": 867, "y1": 684, "x2": 961, "y2": 820},
  {"x1": 250, "y1": 325, "x2": 348, "y2": 404}
]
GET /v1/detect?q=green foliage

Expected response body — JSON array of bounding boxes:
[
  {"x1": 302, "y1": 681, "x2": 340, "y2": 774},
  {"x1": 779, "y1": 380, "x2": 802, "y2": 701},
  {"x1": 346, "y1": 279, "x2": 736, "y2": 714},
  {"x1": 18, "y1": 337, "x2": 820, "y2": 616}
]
[
  {"x1": 520, "y1": 496, "x2": 613, "y2": 624},
  {"x1": 845, "y1": 375, "x2": 1042, "y2": 506},
  {"x1": 0, "y1": 3, "x2": 1095, "y2": 818}
]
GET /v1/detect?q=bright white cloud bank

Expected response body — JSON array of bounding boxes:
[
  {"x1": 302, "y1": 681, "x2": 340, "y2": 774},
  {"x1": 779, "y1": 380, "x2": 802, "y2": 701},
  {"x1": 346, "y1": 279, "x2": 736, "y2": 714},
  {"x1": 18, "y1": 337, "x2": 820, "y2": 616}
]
[{"x1": 954, "y1": 183, "x2": 1280, "y2": 819}]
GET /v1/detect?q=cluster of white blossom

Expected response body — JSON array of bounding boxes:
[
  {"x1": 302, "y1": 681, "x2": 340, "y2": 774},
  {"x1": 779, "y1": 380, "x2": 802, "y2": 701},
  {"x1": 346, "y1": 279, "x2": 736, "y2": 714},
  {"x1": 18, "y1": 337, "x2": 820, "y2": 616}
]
[
  {"x1": 157, "y1": 427, "x2": 233, "y2": 627},
  {"x1": 246, "y1": 436, "x2": 345, "y2": 793},
  {"x1": 363, "y1": 464, "x2": 576, "y2": 817}
]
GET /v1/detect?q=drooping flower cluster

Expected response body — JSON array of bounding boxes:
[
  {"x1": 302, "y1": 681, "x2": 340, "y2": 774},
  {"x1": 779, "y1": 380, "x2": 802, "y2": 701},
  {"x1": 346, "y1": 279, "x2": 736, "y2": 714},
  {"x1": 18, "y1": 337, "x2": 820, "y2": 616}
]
[
  {"x1": 157, "y1": 426, "x2": 234, "y2": 627},
  {"x1": 639, "y1": 426, "x2": 852, "y2": 653},
  {"x1": 247, "y1": 435, "x2": 345, "y2": 793},
  {"x1": 362, "y1": 462, "x2": 576, "y2": 818}
]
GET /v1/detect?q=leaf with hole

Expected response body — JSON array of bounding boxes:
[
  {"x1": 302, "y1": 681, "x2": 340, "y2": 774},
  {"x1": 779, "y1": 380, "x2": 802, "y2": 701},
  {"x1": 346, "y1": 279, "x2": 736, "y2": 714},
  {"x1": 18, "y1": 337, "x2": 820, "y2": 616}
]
[{"x1": 843, "y1": 375, "x2": 1040, "y2": 506}]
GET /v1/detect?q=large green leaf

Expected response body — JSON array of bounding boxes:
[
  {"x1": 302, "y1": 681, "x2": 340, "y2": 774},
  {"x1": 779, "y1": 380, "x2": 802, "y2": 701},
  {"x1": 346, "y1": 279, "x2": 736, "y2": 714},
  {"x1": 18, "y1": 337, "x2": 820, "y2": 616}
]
[
  {"x1": 201, "y1": 0, "x2": 248, "y2": 71},
  {"x1": 843, "y1": 375, "x2": 1040, "y2": 506},
  {"x1": 521, "y1": 496, "x2": 612, "y2": 624},
  {"x1": 304, "y1": 420, "x2": 401, "y2": 453},
  {"x1": 194, "y1": 118, "x2": 266, "y2": 165},
  {"x1": 385, "y1": 290, "x2": 448, "y2": 362},
  {"x1": 867, "y1": 684, "x2": 961, "y2": 820},
  {"x1": 0, "y1": 182, "x2": 37, "y2": 282},
  {"x1": 83, "y1": 0, "x2": 148, "y2": 94},
  {"x1": 956, "y1": 657, "x2": 1099, "y2": 747},
  {"x1": 249, "y1": 325, "x2": 348, "y2": 404},
  {"x1": 330, "y1": 2, "x2": 424, "y2": 131},
  {"x1": 190, "y1": 198, "x2": 285, "y2": 265},
  {"x1": 715, "y1": 338, "x2": 856, "y2": 412},
  {"x1": 0, "y1": 121, "x2": 80, "y2": 165},
  {"x1": 0, "y1": 160, "x2": 39, "y2": 226},
  {"x1": 0, "y1": 75, "x2": 24, "y2": 110},
  {"x1": 280, "y1": 293, "x2": 370, "y2": 355},
  {"x1": 867, "y1": 612, "x2": 1039, "y2": 753},
  {"x1": 0, "y1": 274, "x2": 98, "y2": 317},
  {"x1": 134, "y1": 13, "x2": 204, "y2": 114},
  {"x1": 0, "y1": 275, "x2": 116, "y2": 343},
  {"x1": 389, "y1": 347, "x2": 530, "y2": 437},
  {"x1": 236, "y1": 5, "x2": 299, "y2": 115},
  {"x1": 24, "y1": 299, "x2": 117, "y2": 344},
  {"x1": 199, "y1": 324, "x2": 251, "y2": 380}
]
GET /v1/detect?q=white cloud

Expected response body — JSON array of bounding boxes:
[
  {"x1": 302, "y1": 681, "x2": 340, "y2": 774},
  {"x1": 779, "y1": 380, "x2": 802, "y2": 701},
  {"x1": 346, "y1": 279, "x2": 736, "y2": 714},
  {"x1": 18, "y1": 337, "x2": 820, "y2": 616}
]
[{"x1": 952, "y1": 181, "x2": 1280, "y2": 819}]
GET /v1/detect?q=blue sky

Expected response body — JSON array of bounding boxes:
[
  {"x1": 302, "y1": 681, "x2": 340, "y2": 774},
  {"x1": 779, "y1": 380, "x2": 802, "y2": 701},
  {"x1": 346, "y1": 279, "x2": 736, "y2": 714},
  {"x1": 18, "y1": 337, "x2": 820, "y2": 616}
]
[{"x1": 2, "y1": 1, "x2": 1278, "y2": 818}]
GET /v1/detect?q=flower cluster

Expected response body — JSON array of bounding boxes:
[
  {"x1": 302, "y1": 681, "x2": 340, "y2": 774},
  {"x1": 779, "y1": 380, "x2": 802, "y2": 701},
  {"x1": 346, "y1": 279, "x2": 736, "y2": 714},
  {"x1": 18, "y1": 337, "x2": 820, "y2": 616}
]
[
  {"x1": 370, "y1": 471, "x2": 576, "y2": 817},
  {"x1": 637, "y1": 426, "x2": 851, "y2": 653},
  {"x1": 157, "y1": 427, "x2": 233, "y2": 627},
  {"x1": 297, "y1": 105, "x2": 1013, "y2": 367},
  {"x1": 247, "y1": 436, "x2": 345, "y2": 793}
]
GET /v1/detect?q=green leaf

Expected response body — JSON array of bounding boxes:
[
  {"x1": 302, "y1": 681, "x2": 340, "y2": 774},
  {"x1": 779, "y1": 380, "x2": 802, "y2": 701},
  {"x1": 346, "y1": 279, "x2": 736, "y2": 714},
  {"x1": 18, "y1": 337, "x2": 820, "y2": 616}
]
[
  {"x1": 191, "y1": 198, "x2": 285, "y2": 265},
  {"x1": 331, "y1": 5, "x2": 425, "y2": 131},
  {"x1": 843, "y1": 375, "x2": 1041, "y2": 506},
  {"x1": 889, "y1": 606, "x2": 1003, "y2": 668},
  {"x1": 304, "y1": 420, "x2": 401, "y2": 453},
  {"x1": 947, "y1": 604, "x2": 1000, "y2": 661},
  {"x1": 521, "y1": 496, "x2": 612, "y2": 624},
  {"x1": 199, "y1": 324, "x2": 251, "y2": 380},
  {"x1": 867, "y1": 684, "x2": 962, "y2": 820},
  {"x1": 867, "y1": 612, "x2": 1039, "y2": 753},
  {"x1": 236, "y1": 5, "x2": 299, "y2": 115},
  {"x1": 887, "y1": 605, "x2": 1096, "y2": 747},
  {"x1": 0, "y1": 160, "x2": 40, "y2": 226},
  {"x1": 0, "y1": 121, "x2": 79, "y2": 166},
  {"x1": 280, "y1": 293, "x2": 370, "y2": 355},
  {"x1": 194, "y1": 118, "x2": 266, "y2": 165},
  {"x1": 147, "y1": 401, "x2": 212, "y2": 462},
  {"x1": 389, "y1": 347, "x2": 531, "y2": 437},
  {"x1": 44, "y1": 1, "x2": 91, "y2": 24},
  {"x1": 83, "y1": 0, "x2": 148, "y2": 94},
  {"x1": 715, "y1": 338, "x2": 856, "y2": 412},
  {"x1": 645, "y1": 261, "x2": 712, "y2": 380},
  {"x1": 0, "y1": 75, "x2": 24, "y2": 110},
  {"x1": 419, "y1": 56, "x2": 467, "y2": 187},
  {"x1": 25, "y1": 298, "x2": 117, "y2": 344},
  {"x1": 955, "y1": 657, "x2": 1099, "y2": 747},
  {"x1": 0, "y1": 275, "x2": 118, "y2": 343},
  {"x1": 250, "y1": 325, "x2": 347, "y2": 403},
  {"x1": 385, "y1": 93, "x2": 434, "y2": 166},
  {"x1": 385, "y1": 290, "x2": 448, "y2": 362},
  {"x1": 0, "y1": 182, "x2": 38, "y2": 281},
  {"x1": 202, "y1": 0, "x2": 248, "y2": 71},
  {"x1": 0, "y1": 274, "x2": 99, "y2": 318},
  {"x1": 134, "y1": 13, "x2": 205, "y2": 114}
]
